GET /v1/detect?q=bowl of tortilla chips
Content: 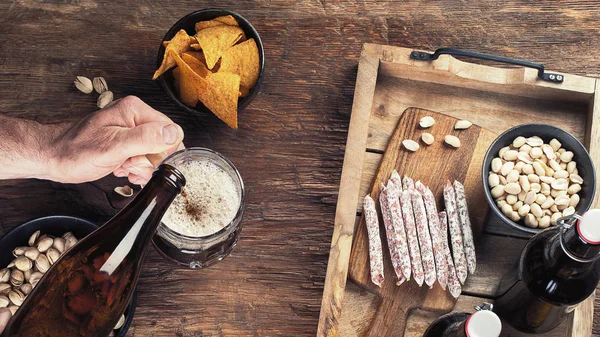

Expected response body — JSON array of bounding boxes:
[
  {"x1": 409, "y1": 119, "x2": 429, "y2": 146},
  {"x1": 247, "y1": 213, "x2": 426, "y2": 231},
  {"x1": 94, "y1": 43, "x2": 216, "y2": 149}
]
[{"x1": 154, "y1": 9, "x2": 264, "y2": 129}]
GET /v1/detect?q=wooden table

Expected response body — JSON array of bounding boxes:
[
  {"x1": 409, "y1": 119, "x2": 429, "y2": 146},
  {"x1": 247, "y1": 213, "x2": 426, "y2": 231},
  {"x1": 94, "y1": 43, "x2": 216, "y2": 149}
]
[{"x1": 0, "y1": 1, "x2": 599, "y2": 336}]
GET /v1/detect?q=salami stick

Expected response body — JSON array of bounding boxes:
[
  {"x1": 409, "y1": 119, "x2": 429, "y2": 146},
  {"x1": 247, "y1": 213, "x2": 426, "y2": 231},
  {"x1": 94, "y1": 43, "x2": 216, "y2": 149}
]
[
  {"x1": 379, "y1": 186, "x2": 406, "y2": 284},
  {"x1": 402, "y1": 176, "x2": 415, "y2": 190},
  {"x1": 386, "y1": 180, "x2": 411, "y2": 281},
  {"x1": 400, "y1": 190, "x2": 424, "y2": 286},
  {"x1": 453, "y1": 180, "x2": 477, "y2": 275},
  {"x1": 390, "y1": 170, "x2": 403, "y2": 190},
  {"x1": 415, "y1": 181, "x2": 448, "y2": 290},
  {"x1": 409, "y1": 188, "x2": 436, "y2": 288},
  {"x1": 363, "y1": 195, "x2": 384, "y2": 286},
  {"x1": 443, "y1": 181, "x2": 468, "y2": 284},
  {"x1": 439, "y1": 211, "x2": 462, "y2": 298}
]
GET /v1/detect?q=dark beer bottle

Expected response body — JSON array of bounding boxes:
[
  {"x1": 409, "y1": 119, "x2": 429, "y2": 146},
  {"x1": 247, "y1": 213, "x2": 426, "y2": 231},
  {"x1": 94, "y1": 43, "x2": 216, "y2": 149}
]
[
  {"x1": 494, "y1": 210, "x2": 600, "y2": 334},
  {"x1": 423, "y1": 304, "x2": 502, "y2": 337},
  {"x1": 2, "y1": 164, "x2": 186, "y2": 337}
]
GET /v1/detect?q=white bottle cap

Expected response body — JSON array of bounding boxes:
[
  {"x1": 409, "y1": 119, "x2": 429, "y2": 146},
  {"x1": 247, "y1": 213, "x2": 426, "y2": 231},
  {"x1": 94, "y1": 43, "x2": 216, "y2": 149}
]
[
  {"x1": 578, "y1": 209, "x2": 600, "y2": 244},
  {"x1": 465, "y1": 310, "x2": 502, "y2": 337}
]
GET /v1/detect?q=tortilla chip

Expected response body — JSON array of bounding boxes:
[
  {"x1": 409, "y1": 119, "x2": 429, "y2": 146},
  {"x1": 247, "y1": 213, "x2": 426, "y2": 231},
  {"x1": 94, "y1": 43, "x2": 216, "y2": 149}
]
[
  {"x1": 195, "y1": 15, "x2": 239, "y2": 31},
  {"x1": 172, "y1": 67, "x2": 181, "y2": 91},
  {"x1": 182, "y1": 53, "x2": 210, "y2": 78},
  {"x1": 190, "y1": 43, "x2": 202, "y2": 50},
  {"x1": 153, "y1": 30, "x2": 194, "y2": 80},
  {"x1": 199, "y1": 72, "x2": 240, "y2": 129},
  {"x1": 162, "y1": 36, "x2": 196, "y2": 48},
  {"x1": 219, "y1": 38, "x2": 260, "y2": 89},
  {"x1": 195, "y1": 25, "x2": 243, "y2": 70},
  {"x1": 170, "y1": 50, "x2": 209, "y2": 107},
  {"x1": 239, "y1": 85, "x2": 250, "y2": 97}
]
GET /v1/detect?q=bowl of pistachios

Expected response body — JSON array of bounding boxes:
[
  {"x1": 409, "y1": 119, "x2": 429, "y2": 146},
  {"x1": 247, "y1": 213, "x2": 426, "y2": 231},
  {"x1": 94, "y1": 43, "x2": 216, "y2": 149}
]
[{"x1": 0, "y1": 215, "x2": 136, "y2": 337}]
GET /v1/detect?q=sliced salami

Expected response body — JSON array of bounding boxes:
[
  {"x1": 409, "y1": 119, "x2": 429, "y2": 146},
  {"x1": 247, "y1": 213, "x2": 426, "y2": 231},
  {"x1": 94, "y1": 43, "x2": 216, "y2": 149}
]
[
  {"x1": 444, "y1": 181, "x2": 468, "y2": 284},
  {"x1": 415, "y1": 181, "x2": 448, "y2": 290},
  {"x1": 386, "y1": 180, "x2": 411, "y2": 281},
  {"x1": 439, "y1": 211, "x2": 462, "y2": 298},
  {"x1": 379, "y1": 186, "x2": 405, "y2": 283},
  {"x1": 390, "y1": 170, "x2": 403, "y2": 190},
  {"x1": 402, "y1": 176, "x2": 415, "y2": 190},
  {"x1": 453, "y1": 180, "x2": 477, "y2": 275},
  {"x1": 363, "y1": 195, "x2": 384, "y2": 286},
  {"x1": 409, "y1": 188, "x2": 436, "y2": 288},
  {"x1": 400, "y1": 190, "x2": 424, "y2": 286}
]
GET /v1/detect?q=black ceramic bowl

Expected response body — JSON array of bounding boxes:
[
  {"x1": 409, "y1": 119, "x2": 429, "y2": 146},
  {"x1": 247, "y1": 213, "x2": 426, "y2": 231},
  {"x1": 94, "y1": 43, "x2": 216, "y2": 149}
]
[
  {"x1": 482, "y1": 124, "x2": 596, "y2": 234},
  {"x1": 0, "y1": 216, "x2": 136, "y2": 337},
  {"x1": 156, "y1": 8, "x2": 265, "y2": 115}
]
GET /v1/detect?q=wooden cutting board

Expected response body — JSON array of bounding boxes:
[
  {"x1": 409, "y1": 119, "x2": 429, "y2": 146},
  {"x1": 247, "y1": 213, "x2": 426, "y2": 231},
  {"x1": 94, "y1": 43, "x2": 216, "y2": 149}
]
[{"x1": 347, "y1": 107, "x2": 498, "y2": 336}]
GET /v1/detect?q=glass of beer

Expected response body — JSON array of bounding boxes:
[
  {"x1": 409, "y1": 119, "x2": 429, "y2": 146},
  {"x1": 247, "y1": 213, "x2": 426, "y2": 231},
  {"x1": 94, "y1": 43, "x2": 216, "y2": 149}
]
[{"x1": 152, "y1": 147, "x2": 245, "y2": 268}]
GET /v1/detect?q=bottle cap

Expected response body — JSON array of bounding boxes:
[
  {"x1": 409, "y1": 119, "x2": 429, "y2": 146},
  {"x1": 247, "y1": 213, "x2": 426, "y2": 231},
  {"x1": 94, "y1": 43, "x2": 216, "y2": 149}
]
[
  {"x1": 578, "y1": 209, "x2": 600, "y2": 245},
  {"x1": 465, "y1": 310, "x2": 502, "y2": 337}
]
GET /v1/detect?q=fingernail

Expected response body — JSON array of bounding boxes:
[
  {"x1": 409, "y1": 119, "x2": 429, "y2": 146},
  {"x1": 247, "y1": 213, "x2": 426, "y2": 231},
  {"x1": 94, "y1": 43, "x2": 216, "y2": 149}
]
[{"x1": 162, "y1": 124, "x2": 178, "y2": 145}]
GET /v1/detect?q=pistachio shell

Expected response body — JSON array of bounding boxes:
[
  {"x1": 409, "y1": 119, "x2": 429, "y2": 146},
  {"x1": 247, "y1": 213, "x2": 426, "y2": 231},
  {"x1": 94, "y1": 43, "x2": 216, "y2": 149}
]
[
  {"x1": 97, "y1": 90, "x2": 114, "y2": 109},
  {"x1": 52, "y1": 237, "x2": 66, "y2": 254},
  {"x1": 114, "y1": 314, "x2": 126, "y2": 330},
  {"x1": 64, "y1": 235, "x2": 78, "y2": 251},
  {"x1": 114, "y1": 185, "x2": 134, "y2": 197},
  {"x1": 46, "y1": 248, "x2": 61, "y2": 265},
  {"x1": 0, "y1": 283, "x2": 10, "y2": 295},
  {"x1": 20, "y1": 283, "x2": 33, "y2": 295},
  {"x1": 12, "y1": 246, "x2": 28, "y2": 257},
  {"x1": 37, "y1": 237, "x2": 54, "y2": 253},
  {"x1": 14, "y1": 256, "x2": 32, "y2": 272},
  {"x1": 35, "y1": 254, "x2": 50, "y2": 273},
  {"x1": 8, "y1": 289, "x2": 24, "y2": 306},
  {"x1": 0, "y1": 269, "x2": 9, "y2": 283},
  {"x1": 10, "y1": 270, "x2": 24, "y2": 287},
  {"x1": 28, "y1": 230, "x2": 40, "y2": 247},
  {"x1": 74, "y1": 76, "x2": 94, "y2": 94},
  {"x1": 93, "y1": 76, "x2": 108, "y2": 94},
  {"x1": 0, "y1": 295, "x2": 9, "y2": 308},
  {"x1": 24, "y1": 247, "x2": 40, "y2": 261},
  {"x1": 29, "y1": 272, "x2": 43, "y2": 286},
  {"x1": 8, "y1": 305, "x2": 18, "y2": 315}
]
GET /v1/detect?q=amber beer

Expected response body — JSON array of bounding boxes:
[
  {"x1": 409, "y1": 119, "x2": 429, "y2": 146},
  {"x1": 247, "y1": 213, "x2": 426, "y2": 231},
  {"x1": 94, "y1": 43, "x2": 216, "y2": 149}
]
[
  {"x1": 2, "y1": 164, "x2": 185, "y2": 337},
  {"x1": 494, "y1": 210, "x2": 600, "y2": 333}
]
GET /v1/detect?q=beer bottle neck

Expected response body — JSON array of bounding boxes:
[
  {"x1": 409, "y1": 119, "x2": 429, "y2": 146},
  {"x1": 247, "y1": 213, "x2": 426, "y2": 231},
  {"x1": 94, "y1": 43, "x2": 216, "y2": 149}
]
[
  {"x1": 548, "y1": 216, "x2": 600, "y2": 273},
  {"x1": 450, "y1": 310, "x2": 502, "y2": 337}
]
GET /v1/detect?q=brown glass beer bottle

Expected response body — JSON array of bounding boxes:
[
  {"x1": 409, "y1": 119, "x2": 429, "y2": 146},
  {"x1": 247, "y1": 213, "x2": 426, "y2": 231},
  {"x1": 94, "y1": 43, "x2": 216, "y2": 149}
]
[
  {"x1": 423, "y1": 303, "x2": 502, "y2": 337},
  {"x1": 2, "y1": 164, "x2": 185, "y2": 337}
]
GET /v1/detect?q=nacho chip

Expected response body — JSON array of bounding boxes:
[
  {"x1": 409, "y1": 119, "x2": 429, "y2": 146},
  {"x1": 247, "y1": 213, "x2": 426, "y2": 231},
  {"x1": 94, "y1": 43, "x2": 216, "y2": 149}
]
[
  {"x1": 153, "y1": 30, "x2": 194, "y2": 80},
  {"x1": 182, "y1": 53, "x2": 210, "y2": 78},
  {"x1": 239, "y1": 85, "x2": 250, "y2": 97},
  {"x1": 190, "y1": 43, "x2": 202, "y2": 50},
  {"x1": 170, "y1": 50, "x2": 209, "y2": 107},
  {"x1": 199, "y1": 72, "x2": 240, "y2": 129},
  {"x1": 172, "y1": 67, "x2": 181, "y2": 91},
  {"x1": 194, "y1": 15, "x2": 239, "y2": 31},
  {"x1": 184, "y1": 51, "x2": 207, "y2": 64},
  {"x1": 195, "y1": 25, "x2": 243, "y2": 70},
  {"x1": 219, "y1": 38, "x2": 260, "y2": 89},
  {"x1": 162, "y1": 35, "x2": 196, "y2": 48}
]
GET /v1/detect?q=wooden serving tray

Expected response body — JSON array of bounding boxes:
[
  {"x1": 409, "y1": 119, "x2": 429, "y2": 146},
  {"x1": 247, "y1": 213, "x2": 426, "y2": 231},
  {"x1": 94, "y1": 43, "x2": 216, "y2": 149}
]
[{"x1": 317, "y1": 44, "x2": 600, "y2": 337}]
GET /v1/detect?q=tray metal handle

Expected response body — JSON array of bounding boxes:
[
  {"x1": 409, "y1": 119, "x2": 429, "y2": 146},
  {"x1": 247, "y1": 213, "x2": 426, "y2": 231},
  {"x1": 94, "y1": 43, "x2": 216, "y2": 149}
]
[{"x1": 410, "y1": 47, "x2": 564, "y2": 83}]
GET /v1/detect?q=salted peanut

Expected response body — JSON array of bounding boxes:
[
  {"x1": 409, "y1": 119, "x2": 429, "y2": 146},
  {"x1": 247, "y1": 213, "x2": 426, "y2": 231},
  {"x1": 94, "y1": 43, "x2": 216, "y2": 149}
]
[
  {"x1": 509, "y1": 211, "x2": 521, "y2": 222},
  {"x1": 499, "y1": 175, "x2": 508, "y2": 185},
  {"x1": 549, "y1": 138, "x2": 562, "y2": 151},
  {"x1": 517, "y1": 152, "x2": 533, "y2": 164},
  {"x1": 555, "y1": 195, "x2": 570, "y2": 206},
  {"x1": 530, "y1": 183, "x2": 541, "y2": 193},
  {"x1": 519, "y1": 144, "x2": 532, "y2": 153},
  {"x1": 501, "y1": 162, "x2": 515, "y2": 176},
  {"x1": 512, "y1": 201, "x2": 524, "y2": 211},
  {"x1": 559, "y1": 162, "x2": 567, "y2": 170},
  {"x1": 499, "y1": 146, "x2": 510, "y2": 158},
  {"x1": 497, "y1": 199, "x2": 507, "y2": 208},
  {"x1": 539, "y1": 176, "x2": 555, "y2": 184},
  {"x1": 402, "y1": 139, "x2": 420, "y2": 152},
  {"x1": 419, "y1": 116, "x2": 435, "y2": 128},
  {"x1": 557, "y1": 203, "x2": 568, "y2": 211},
  {"x1": 550, "y1": 178, "x2": 568, "y2": 191},
  {"x1": 505, "y1": 182, "x2": 521, "y2": 195},
  {"x1": 539, "y1": 216, "x2": 551, "y2": 229},
  {"x1": 569, "y1": 194, "x2": 580, "y2": 208},
  {"x1": 455, "y1": 120, "x2": 472, "y2": 129},
  {"x1": 522, "y1": 164, "x2": 534, "y2": 175},
  {"x1": 506, "y1": 194, "x2": 518, "y2": 205},
  {"x1": 506, "y1": 170, "x2": 520, "y2": 183},
  {"x1": 444, "y1": 135, "x2": 461, "y2": 148},
  {"x1": 568, "y1": 183, "x2": 581, "y2": 195},
  {"x1": 531, "y1": 203, "x2": 543, "y2": 218},
  {"x1": 491, "y1": 185, "x2": 505, "y2": 198},
  {"x1": 524, "y1": 191, "x2": 536, "y2": 205},
  {"x1": 527, "y1": 174, "x2": 540, "y2": 183},
  {"x1": 421, "y1": 133, "x2": 435, "y2": 145},
  {"x1": 524, "y1": 214, "x2": 538, "y2": 228},
  {"x1": 503, "y1": 150, "x2": 518, "y2": 161},
  {"x1": 514, "y1": 161, "x2": 525, "y2": 173},
  {"x1": 530, "y1": 147, "x2": 543, "y2": 159},
  {"x1": 518, "y1": 204, "x2": 531, "y2": 217},
  {"x1": 542, "y1": 144, "x2": 556, "y2": 160},
  {"x1": 545, "y1": 167, "x2": 555, "y2": 177},
  {"x1": 532, "y1": 162, "x2": 545, "y2": 176},
  {"x1": 513, "y1": 136, "x2": 527, "y2": 148},
  {"x1": 554, "y1": 170, "x2": 569, "y2": 179},
  {"x1": 501, "y1": 203, "x2": 514, "y2": 217},
  {"x1": 549, "y1": 159, "x2": 561, "y2": 172},
  {"x1": 550, "y1": 204, "x2": 559, "y2": 213},
  {"x1": 488, "y1": 174, "x2": 500, "y2": 188},
  {"x1": 558, "y1": 148, "x2": 566, "y2": 154},
  {"x1": 567, "y1": 161, "x2": 577, "y2": 174},
  {"x1": 518, "y1": 190, "x2": 527, "y2": 201},
  {"x1": 563, "y1": 206, "x2": 576, "y2": 217},
  {"x1": 541, "y1": 196, "x2": 554, "y2": 209},
  {"x1": 560, "y1": 151, "x2": 574, "y2": 163},
  {"x1": 535, "y1": 193, "x2": 547, "y2": 205},
  {"x1": 541, "y1": 183, "x2": 551, "y2": 196},
  {"x1": 519, "y1": 175, "x2": 530, "y2": 192},
  {"x1": 551, "y1": 189, "x2": 567, "y2": 199},
  {"x1": 551, "y1": 212, "x2": 562, "y2": 225},
  {"x1": 527, "y1": 137, "x2": 544, "y2": 147},
  {"x1": 570, "y1": 173, "x2": 583, "y2": 185},
  {"x1": 491, "y1": 158, "x2": 503, "y2": 173}
]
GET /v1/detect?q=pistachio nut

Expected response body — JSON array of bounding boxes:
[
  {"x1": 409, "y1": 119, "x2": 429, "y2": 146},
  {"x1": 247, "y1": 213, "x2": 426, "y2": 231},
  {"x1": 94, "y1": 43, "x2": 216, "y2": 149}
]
[
  {"x1": 37, "y1": 237, "x2": 54, "y2": 253},
  {"x1": 20, "y1": 283, "x2": 33, "y2": 295},
  {"x1": 0, "y1": 268, "x2": 9, "y2": 283},
  {"x1": 8, "y1": 289, "x2": 25, "y2": 306},
  {"x1": 64, "y1": 235, "x2": 78, "y2": 251},
  {"x1": 114, "y1": 185, "x2": 134, "y2": 197},
  {"x1": 46, "y1": 248, "x2": 61, "y2": 265},
  {"x1": 28, "y1": 230, "x2": 40, "y2": 247},
  {"x1": 12, "y1": 246, "x2": 27, "y2": 257},
  {"x1": 114, "y1": 314, "x2": 126, "y2": 330},
  {"x1": 0, "y1": 295, "x2": 9, "y2": 308},
  {"x1": 97, "y1": 90, "x2": 114, "y2": 108},
  {"x1": 24, "y1": 247, "x2": 40, "y2": 261},
  {"x1": 23, "y1": 269, "x2": 32, "y2": 282},
  {"x1": 0, "y1": 283, "x2": 10, "y2": 295},
  {"x1": 93, "y1": 76, "x2": 108, "y2": 94},
  {"x1": 35, "y1": 254, "x2": 50, "y2": 273},
  {"x1": 14, "y1": 256, "x2": 32, "y2": 272},
  {"x1": 74, "y1": 76, "x2": 94, "y2": 94},
  {"x1": 52, "y1": 237, "x2": 66, "y2": 254},
  {"x1": 10, "y1": 270, "x2": 24, "y2": 287},
  {"x1": 29, "y1": 272, "x2": 43, "y2": 286},
  {"x1": 8, "y1": 305, "x2": 18, "y2": 315}
]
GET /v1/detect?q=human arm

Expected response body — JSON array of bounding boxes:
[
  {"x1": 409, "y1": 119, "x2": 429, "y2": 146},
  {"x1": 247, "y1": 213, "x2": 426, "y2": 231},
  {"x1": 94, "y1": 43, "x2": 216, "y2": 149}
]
[{"x1": 0, "y1": 96, "x2": 184, "y2": 185}]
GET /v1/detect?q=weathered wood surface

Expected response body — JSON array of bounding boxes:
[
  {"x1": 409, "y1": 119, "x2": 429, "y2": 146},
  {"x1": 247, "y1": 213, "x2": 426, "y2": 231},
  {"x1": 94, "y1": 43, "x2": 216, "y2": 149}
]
[{"x1": 1, "y1": 1, "x2": 600, "y2": 336}]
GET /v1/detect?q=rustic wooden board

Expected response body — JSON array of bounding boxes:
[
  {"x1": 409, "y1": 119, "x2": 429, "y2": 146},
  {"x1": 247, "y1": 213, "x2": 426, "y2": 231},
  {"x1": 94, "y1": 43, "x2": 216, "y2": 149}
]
[
  {"x1": 347, "y1": 107, "x2": 496, "y2": 336},
  {"x1": 318, "y1": 44, "x2": 600, "y2": 337}
]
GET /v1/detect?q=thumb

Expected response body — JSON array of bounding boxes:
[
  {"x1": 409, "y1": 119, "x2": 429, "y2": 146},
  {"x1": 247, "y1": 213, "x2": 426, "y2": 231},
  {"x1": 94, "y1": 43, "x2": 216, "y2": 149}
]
[
  {"x1": 0, "y1": 307, "x2": 11, "y2": 333},
  {"x1": 118, "y1": 122, "x2": 184, "y2": 158}
]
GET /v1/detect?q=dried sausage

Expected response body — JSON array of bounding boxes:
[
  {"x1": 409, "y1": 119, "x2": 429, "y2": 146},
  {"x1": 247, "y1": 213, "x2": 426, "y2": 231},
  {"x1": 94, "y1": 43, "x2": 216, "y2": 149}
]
[
  {"x1": 386, "y1": 180, "x2": 411, "y2": 281},
  {"x1": 439, "y1": 211, "x2": 462, "y2": 298},
  {"x1": 379, "y1": 186, "x2": 406, "y2": 283},
  {"x1": 444, "y1": 181, "x2": 468, "y2": 284},
  {"x1": 410, "y1": 188, "x2": 436, "y2": 288},
  {"x1": 415, "y1": 181, "x2": 448, "y2": 290},
  {"x1": 363, "y1": 195, "x2": 384, "y2": 286},
  {"x1": 390, "y1": 170, "x2": 403, "y2": 190},
  {"x1": 400, "y1": 190, "x2": 424, "y2": 286},
  {"x1": 402, "y1": 176, "x2": 415, "y2": 190},
  {"x1": 453, "y1": 180, "x2": 477, "y2": 275}
]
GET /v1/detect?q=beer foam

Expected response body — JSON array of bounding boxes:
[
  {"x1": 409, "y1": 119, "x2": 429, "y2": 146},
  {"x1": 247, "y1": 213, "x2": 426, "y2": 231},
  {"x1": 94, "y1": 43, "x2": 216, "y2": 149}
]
[{"x1": 162, "y1": 159, "x2": 240, "y2": 237}]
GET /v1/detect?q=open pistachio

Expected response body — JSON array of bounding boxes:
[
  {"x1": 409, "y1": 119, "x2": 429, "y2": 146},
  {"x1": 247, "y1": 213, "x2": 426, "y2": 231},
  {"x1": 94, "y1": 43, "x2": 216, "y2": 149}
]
[
  {"x1": 93, "y1": 76, "x2": 108, "y2": 94},
  {"x1": 37, "y1": 237, "x2": 54, "y2": 253},
  {"x1": 115, "y1": 185, "x2": 134, "y2": 197},
  {"x1": 23, "y1": 269, "x2": 32, "y2": 282},
  {"x1": 64, "y1": 234, "x2": 78, "y2": 251},
  {"x1": 74, "y1": 76, "x2": 94, "y2": 94},
  {"x1": 28, "y1": 230, "x2": 40, "y2": 247},
  {"x1": 0, "y1": 295, "x2": 9, "y2": 308},
  {"x1": 35, "y1": 254, "x2": 50, "y2": 273},
  {"x1": 12, "y1": 246, "x2": 27, "y2": 257},
  {"x1": 97, "y1": 90, "x2": 114, "y2": 109},
  {"x1": 8, "y1": 289, "x2": 25, "y2": 306},
  {"x1": 24, "y1": 247, "x2": 40, "y2": 261},
  {"x1": 0, "y1": 283, "x2": 10, "y2": 295},
  {"x1": 20, "y1": 283, "x2": 33, "y2": 295},
  {"x1": 46, "y1": 248, "x2": 61, "y2": 265},
  {"x1": 10, "y1": 270, "x2": 24, "y2": 287},
  {"x1": 0, "y1": 269, "x2": 9, "y2": 283},
  {"x1": 14, "y1": 256, "x2": 32, "y2": 272},
  {"x1": 52, "y1": 237, "x2": 66, "y2": 254}
]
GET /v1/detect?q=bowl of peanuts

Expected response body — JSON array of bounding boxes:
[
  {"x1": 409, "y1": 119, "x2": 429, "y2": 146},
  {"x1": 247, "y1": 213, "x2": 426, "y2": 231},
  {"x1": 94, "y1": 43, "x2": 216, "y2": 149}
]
[{"x1": 482, "y1": 124, "x2": 596, "y2": 234}]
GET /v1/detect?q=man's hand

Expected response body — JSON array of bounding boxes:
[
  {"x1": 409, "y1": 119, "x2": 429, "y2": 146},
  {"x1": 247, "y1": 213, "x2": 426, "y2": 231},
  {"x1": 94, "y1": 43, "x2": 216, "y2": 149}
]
[
  {"x1": 0, "y1": 308, "x2": 10, "y2": 334},
  {"x1": 0, "y1": 96, "x2": 184, "y2": 185}
]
